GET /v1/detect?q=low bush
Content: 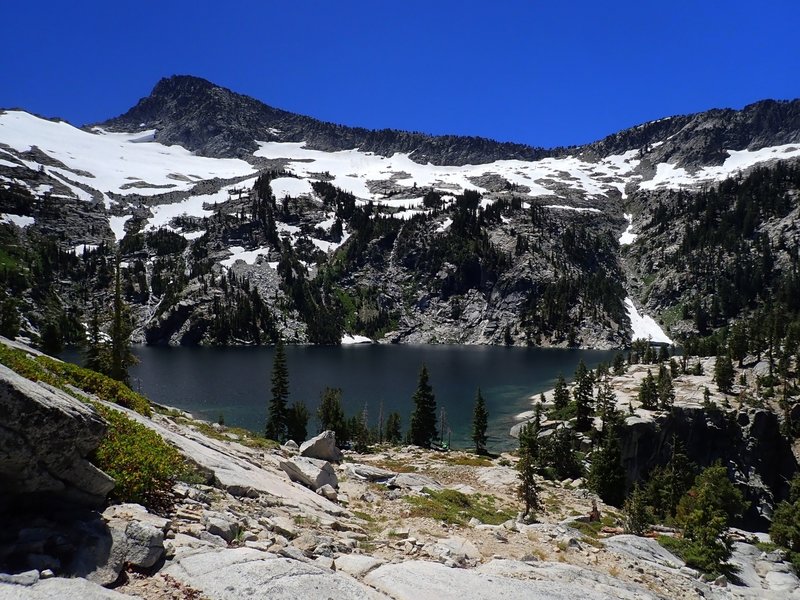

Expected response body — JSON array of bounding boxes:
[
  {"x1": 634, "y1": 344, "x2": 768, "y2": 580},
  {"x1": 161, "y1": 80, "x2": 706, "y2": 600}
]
[
  {"x1": 405, "y1": 488, "x2": 514, "y2": 525},
  {"x1": 37, "y1": 356, "x2": 151, "y2": 416},
  {"x1": 92, "y1": 402, "x2": 188, "y2": 508}
]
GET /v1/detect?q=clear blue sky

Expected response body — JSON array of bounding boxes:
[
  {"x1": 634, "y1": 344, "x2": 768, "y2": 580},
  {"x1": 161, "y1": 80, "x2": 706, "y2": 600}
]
[{"x1": 2, "y1": 1, "x2": 798, "y2": 148}]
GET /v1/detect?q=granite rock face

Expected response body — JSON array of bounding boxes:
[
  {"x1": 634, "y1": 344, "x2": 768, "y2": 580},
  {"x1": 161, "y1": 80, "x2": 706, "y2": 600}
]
[
  {"x1": 0, "y1": 364, "x2": 114, "y2": 508},
  {"x1": 299, "y1": 430, "x2": 343, "y2": 462},
  {"x1": 280, "y1": 457, "x2": 338, "y2": 491}
]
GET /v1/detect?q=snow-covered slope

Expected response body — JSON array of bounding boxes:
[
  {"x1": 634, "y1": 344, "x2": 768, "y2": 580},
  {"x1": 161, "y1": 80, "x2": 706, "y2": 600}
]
[
  {"x1": 0, "y1": 111, "x2": 256, "y2": 205},
  {"x1": 2, "y1": 91, "x2": 799, "y2": 348},
  {"x1": 3, "y1": 108, "x2": 798, "y2": 239}
]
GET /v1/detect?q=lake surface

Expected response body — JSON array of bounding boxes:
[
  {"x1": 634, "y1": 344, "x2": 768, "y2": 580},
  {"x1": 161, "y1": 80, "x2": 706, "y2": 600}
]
[{"x1": 114, "y1": 344, "x2": 617, "y2": 452}]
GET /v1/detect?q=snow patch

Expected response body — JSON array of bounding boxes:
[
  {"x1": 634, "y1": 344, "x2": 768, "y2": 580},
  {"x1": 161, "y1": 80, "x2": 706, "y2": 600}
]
[
  {"x1": 220, "y1": 246, "x2": 271, "y2": 268},
  {"x1": 0, "y1": 213, "x2": 34, "y2": 227},
  {"x1": 341, "y1": 334, "x2": 373, "y2": 345},
  {"x1": 270, "y1": 177, "x2": 313, "y2": 199},
  {"x1": 618, "y1": 213, "x2": 638, "y2": 245},
  {"x1": 109, "y1": 215, "x2": 132, "y2": 240},
  {"x1": 543, "y1": 204, "x2": 601, "y2": 213},
  {"x1": 436, "y1": 218, "x2": 453, "y2": 233},
  {"x1": 625, "y1": 298, "x2": 673, "y2": 345},
  {"x1": 72, "y1": 243, "x2": 99, "y2": 255}
]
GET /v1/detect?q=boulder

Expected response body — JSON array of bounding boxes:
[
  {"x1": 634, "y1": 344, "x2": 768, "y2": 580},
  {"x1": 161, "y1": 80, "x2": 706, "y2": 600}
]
[
  {"x1": 0, "y1": 576, "x2": 138, "y2": 599},
  {"x1": 428, "y1": 536, "x2": 481, "y2": 566},
  {"x1": 316, "y1": 484, "x2": 338, "y2": 502},
  {"x1": 202, "y1": 511, "x2": 239, "y2": 544},
  {"x1": 344, "y1": 463, "x2": 395, "y2": 482},
  {"x1": 386, "y1": 472, "x2": 443, "y2": 492},
  {"x1": 300, "y1": 431, "x2": 343, "y2": 462},
  {"x1": 333, "y1": 554, "x2": 384, "y2": 578},
  {"x1": 103, "y1": 503, "x2": 170, "y2": 569},
  {"x1": 0, "y1": 364, "x2": 114, "y2": 508},
  {"x1": 280, "y1": 457, "x2": 338, "y2": 491}
]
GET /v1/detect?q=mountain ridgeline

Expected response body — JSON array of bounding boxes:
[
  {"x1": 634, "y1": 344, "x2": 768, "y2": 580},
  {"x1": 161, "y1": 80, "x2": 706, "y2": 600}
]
[{"x1": 1, "y1": 75, "x2": 800, "y2": 350}]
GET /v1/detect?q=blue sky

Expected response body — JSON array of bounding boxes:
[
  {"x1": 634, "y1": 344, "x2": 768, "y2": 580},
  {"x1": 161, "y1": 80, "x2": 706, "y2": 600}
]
[{"x1": 2, "y1": 1, "x2": 798, "y2": 148}]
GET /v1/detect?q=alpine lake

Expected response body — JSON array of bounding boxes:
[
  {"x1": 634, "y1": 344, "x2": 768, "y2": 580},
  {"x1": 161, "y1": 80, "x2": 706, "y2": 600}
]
[{"x1": 91, "y1": 344, "x2": 621, "y2": 453}]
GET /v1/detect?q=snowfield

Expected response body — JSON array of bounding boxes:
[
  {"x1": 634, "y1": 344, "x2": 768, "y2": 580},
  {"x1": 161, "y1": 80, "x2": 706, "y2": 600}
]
[
  {"x1": 624, "y1": 298, "x2": 673, "y2": 345},
  {"x1": 0, "y1": 111, "x2": 256, "y2": 202}
]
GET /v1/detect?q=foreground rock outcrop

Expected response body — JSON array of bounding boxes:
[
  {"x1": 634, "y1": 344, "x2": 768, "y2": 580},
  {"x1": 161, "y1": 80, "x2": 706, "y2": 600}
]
[{"x1": 0, "y1": 364, "x2": 114, "y2": 509}]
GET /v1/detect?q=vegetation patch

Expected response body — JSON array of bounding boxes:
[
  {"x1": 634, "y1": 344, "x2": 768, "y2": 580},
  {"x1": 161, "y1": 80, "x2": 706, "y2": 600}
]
[
  {"x1": 92, "y1": 402, "x2": 191, "y2": 507},
  {"x1": 178, "y1": 417, "x2": 279, "y2": 450},
  {"x1": 37, "y1": 355, "x2": 151, "y2": 416},
  {"x1": 434, "y1": 453, "x2": 493, "y2": 467},
  {"x1": 405, "y1": 488, "x2": 514, "y2": 526},
  {"x1": 0, "y1": 341, "x2": 192, "y2": 509}
]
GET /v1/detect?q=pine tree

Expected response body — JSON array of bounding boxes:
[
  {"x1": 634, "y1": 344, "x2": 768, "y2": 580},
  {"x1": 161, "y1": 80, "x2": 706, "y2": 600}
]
[
  {"x1": 409, "y1": 365, "x2": 437, "y2": 447},
  {"x1": 644, "y1": 439, "x2": 697, "y2": 520},
  {"x1": 85, "y1": 302, "x2": 107, "y2": 373},
  {"x1": 588, "y1": 398, "x2": 626, "y2": 506},
  {"x1": 613, "y1": 352, "x2": 626, "y2": 376},
  {"x1": 638, "y1": 369, "x2": 658, "y2": 409},
  {"x1": 676, "y1": 464, "x2": 746, "y2": 574},
  {"x1": 595, "y1": 378, "x2": 619, "y2": 440},
  {"x1": 714, "y1": 353, "x2": 735, "y2": 394},
  {"x1": 385, "y1": 412, "x2": 402, "y2": 445},
  {"x1": 472, "y1": 388, "x2": 489, "y2": 454},
  {"x1": 265, "y1": 339, "x2": 289, "y2": 442},
  {"x1": 109, "y1": 253, "x2": 136, "y2": 384},
  {"x1": 517, "y1": 421, "x2": 541, "y2": 522},
  {"x1": 317, "y1": 387, "x2": 348, "y2": 443},
  {"x1": 573, "y1": 360, "x2": 593, "y2": 431},
  {"x1": 769, "y1": 475, "x2": 800, "y2": 569},
  {"x1": 657, "y1": 363, "x2": 675, "y2": 409},
  {"x1": 657, "y1": 345, "x2": 670, "y2": 363},
  {"x1": 286, "y1": 401, "x2": 310, "y2": 443},
  {"x1": 729, "y1": 323, "x2": 748, "y2": 367},
  {"x1": 553, "y1": 373, "x2": 569, "y2": 411},
  {"x1": 623, "y1": 484, "x2": 652, "y2": 536}
]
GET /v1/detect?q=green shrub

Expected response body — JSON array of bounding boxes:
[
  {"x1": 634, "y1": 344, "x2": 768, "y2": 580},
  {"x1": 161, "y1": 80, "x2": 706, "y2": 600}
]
[
  {"x1": 37, "y1": 356, "x2": 151, "y2": 416},
  {"x1": 92, "y1": 403, "x2": 186, "y2": 507},
  {"x1": 770, "y1": 475, "x2": 800, "y2": 573},
  {"x1": 405, "y1": 488, "x2": 514, "y2": 525}
]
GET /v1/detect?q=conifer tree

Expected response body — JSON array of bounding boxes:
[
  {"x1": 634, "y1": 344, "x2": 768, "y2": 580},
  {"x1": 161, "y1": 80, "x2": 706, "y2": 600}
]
[
  {"x1": 573, "y1": 360, "x2": 593, "y2": 431},
  {"x1": 595, "y1": 378, "x2": 619, "y2": 439},
  {"x1": 517, "y1": 421, "x2": 541, "y2": 522},
  {"x1": 638, "y1": 369, "x2": 658, "y2": 409},
  {"x1": 623, "y1": 484, "x2": 652, "y2": 536},
  {"x1": 472, "y1": 387, "x2": 489, "y2": 454},
  {"x1": 286, "y1": 401, "x2": 310, "y2": 443},
  {"x1": 676, "y1": 464, "x2": 746, "y2": 574},
  {"x1": 657, "y1": 363, "x2": 675, "y2": 409},
  {"x1": 658, "y1": 345, "x2": 670, "y2": 363},
  {"x1": 109, "y1": 252, "x2": 136, "y2": 384},
  {"x1": 385, "y1": 412, "x2": 402, "y2": 445},
  {"x1": 552, "y1": 373, "x2": 570, "y2": 411},
  {"x1": 714, "y1": 353, "x2": 735, "y2": 394},
  {"x1": 317, "y1": 387, "x2": 348, "y2": 443},
  {"x1": 588, "y1": 431, "x2": 626, "y2": 507},
  {"x1": 265, "y1": 339, "x2": 289, "y2": 442},
  {"x1": 85, "y1": 302, "x2": 107, "y2": 373},
  {"x1": 410, "y1": 365, "x2": 437, "y2": 447}
]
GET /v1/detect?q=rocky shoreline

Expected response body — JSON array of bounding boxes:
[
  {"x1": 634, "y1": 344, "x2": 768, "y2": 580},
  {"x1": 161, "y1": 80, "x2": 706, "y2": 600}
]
[{"x1": 1, "y1": 339, "x2": 799, "y2": 599}]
